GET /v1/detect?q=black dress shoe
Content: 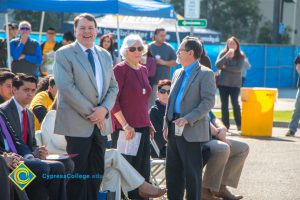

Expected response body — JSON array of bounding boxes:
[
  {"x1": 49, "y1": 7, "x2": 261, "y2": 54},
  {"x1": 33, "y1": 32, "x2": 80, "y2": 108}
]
[{"x1": 286, "y1": 130, "x2": 295, "y2": 137}]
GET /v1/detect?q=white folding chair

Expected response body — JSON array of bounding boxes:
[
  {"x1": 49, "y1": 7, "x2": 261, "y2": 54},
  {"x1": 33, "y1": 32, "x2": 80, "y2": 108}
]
[{"x1": 150, "y1": 139, "x2": 166, "y2": 199}]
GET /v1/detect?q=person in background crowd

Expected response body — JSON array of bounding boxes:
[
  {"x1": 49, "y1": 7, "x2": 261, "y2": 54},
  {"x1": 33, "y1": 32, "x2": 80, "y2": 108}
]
[
  {"x1": 0, "y1": 23, "x2": 18, "y2": 68},
  {"x1": 215, "y1": 36, "x2": 245, "y2": 131},
  {"x1": 163, "y1": 36, "x2": 216, "y2": 200},
  {"x1": 3, "y1": 23, "x2": 17, "y2": 41},
  {"x1": 286, "y1": 53, "x2": 300, "y2": 137},
  {"x1": 202, "y1": 112, "x2": 249, "y2": 200},
  {"x1": 40, "y1": 27, "x2": 62, "y2": 76},
  {"x1": 0, "y1": 71, "x2": 15, "y2": 104},
  {"x1": 140, "y1": 44, "x2": 156, "y2": 88},
  {"x1": 0, "y1": 38, "x2": 7, "y2": 68},
  {"x1": 61, "y1": 31, "x2": 75, "y2": 46},
  {"x1": 99, "y1": 34, "x2": 117, "y2": 65},
  {"x1": 149, "y1": 28, "x2": 177, "y2": 108},
  {"x1": 199, "y1": 47, "x2": 212, "y2": 69},
  {"x1": 11, "y1": 23, "x2": 19, "y2": 38},
  {"x1": 241, "y1": 56, "x2": 251, "y2": 86},
  {"x1": 149, "y1": 79, "x2": 170, "y2": 158},
  {"x1": 112, "y1": 34, "x2": 161, "y2": 199},
  {"x1": 10, "y1": 21, "x2": 42, "y2": 77},
  {"x1": 29, "y1": 76, "x2": 56, "y2": 130}
]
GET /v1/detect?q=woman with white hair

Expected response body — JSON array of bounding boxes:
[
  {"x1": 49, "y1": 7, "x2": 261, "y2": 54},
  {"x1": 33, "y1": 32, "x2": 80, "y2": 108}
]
[{"x1": 111, "y1": 34, "x2": 160, "y2": 199}]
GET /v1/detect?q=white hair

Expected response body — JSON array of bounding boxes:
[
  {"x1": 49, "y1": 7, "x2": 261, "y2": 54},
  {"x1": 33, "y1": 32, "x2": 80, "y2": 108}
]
[
  {"x1": 120, "y1": 34, "x2": 147, "y2": 59},
  {"x1": 18, "y1": 21, "x2": 31, "y2": 29}
]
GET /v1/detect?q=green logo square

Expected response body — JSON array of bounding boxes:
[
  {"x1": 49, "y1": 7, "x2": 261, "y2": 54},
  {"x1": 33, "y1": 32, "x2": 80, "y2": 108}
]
[{"x1": 8, "y1": 162, "x2": 36, "y2": 190}]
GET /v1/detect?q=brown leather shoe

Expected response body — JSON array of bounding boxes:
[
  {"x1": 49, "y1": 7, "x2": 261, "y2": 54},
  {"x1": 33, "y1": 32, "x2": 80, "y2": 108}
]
[
  {"x1": 138, "y1": 181, "x2": 166, "y2": 198},
  {"x1": 202, "y1": 188, "x2": 221, "y2": 200},
  {"x1": 213, "y1": 185, "x2": 243, "y2": 200}
]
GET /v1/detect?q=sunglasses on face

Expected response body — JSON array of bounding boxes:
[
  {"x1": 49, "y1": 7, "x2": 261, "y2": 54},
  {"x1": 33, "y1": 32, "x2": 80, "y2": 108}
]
[
  {"x1": 20, "y1": 27, "x2": 30, "y2": 31},
  {"x1": 159, "y1": 88, "x2": 170, "y2": 94},
  {"x1": 128, "y1": 46, "x2": 144, "y2": 52}
]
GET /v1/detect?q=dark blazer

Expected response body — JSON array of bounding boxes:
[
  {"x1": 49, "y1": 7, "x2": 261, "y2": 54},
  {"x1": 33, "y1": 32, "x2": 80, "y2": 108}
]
[
  {"x1": 0, "y1": 110, "x2": 32, "y2": 156},
  {"x1": 0, "y1": 99, "x2": 37, "y2": 152}
]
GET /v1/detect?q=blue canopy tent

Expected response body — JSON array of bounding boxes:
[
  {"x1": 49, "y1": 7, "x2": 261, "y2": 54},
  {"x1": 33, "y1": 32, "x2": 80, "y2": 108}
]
[{"x1": 0, "y1": 0, "x2": 176, "y2": 67}]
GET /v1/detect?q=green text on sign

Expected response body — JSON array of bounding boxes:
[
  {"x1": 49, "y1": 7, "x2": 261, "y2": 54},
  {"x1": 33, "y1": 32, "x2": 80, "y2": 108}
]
[{"x1": 178, "y1": 19, "x2": 207, "y2": 27}]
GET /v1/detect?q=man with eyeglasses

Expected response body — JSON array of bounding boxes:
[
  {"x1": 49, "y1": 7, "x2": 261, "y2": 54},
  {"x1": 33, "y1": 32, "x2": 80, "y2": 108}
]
[
  {"x1": 10, "y1": 21, "x2": 42, "y2": 77},
  {"x1": 148, "y1": 28, "x2": 177, "y2": 108},
  {"x1": 163, "y1": 36, "x2": 216, "y2": 200},
  {"x1": 40, "y1": 27, "x2": 62, "y2": 76}
]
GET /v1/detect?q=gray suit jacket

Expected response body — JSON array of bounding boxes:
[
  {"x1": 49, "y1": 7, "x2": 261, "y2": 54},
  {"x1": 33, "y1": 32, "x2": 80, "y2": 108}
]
[
  {"x1": 53, "y1": 42, "x2": 118, "y2": 137},
  {"x1": 164, "y1": 62, "x2": 216, "y2": 142}
]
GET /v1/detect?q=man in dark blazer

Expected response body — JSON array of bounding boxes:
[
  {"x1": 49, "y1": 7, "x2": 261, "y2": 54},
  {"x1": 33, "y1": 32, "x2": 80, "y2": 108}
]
[
  {"x1": 0, "y1": 73, "x2": 67, "y2": 200},
  {"x1": 163, "y1": 36, "x2": 216, "y2": 200},
  {"x1": 54, "y1": 13, "x2": 118, "y2": 200}
]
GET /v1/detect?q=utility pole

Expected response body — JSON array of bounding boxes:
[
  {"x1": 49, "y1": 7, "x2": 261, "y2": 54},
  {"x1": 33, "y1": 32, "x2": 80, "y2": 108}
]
[{"x1": 272, "y1": 0, "x2": 281, "y2": 44}]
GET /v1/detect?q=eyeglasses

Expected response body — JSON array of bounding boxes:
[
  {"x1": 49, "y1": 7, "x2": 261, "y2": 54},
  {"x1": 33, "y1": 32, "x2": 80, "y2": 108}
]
[
  {"x1": 159, "y1": 88, "x2": 170, "y2": 94},
  {"x1": 47, "y1": 32, "x2": 55, "y2": 35},
  {"x1": 20, "y1": 27, "x2": 30, "y2": 31},
  {"x1": 177, "y1": 48, "x2": 188, "y2": 53},
  {"x1": 128, "y1": 46, "x2": 144, "y2": 52}
]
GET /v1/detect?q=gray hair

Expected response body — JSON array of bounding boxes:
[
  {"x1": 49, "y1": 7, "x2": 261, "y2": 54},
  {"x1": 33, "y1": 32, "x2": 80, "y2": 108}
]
[
  {"x1": 120, "y1": 34, "x2": 147, "y2": 59},
  {"x1": 18, "y1": 21, "x2": 31, "y2": 29}
]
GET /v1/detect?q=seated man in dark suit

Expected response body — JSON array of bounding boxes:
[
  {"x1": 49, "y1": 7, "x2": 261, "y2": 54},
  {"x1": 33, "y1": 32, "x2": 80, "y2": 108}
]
[
  {"x1": 0, "y1": 73, "x2": 67, "y2": 200},
  {"x1": 0, "y1": 73, "x2": 73, "y2": 174}
]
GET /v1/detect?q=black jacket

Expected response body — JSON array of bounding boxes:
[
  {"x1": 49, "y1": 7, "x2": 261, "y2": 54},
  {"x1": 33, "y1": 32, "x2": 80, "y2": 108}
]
[
  {"x1": 0, "y1": 99, "x2": 37, "y2": 152},
  {"x1": 149, "y1": 99, "x2": 167, "y2": 150},
  {"x1": 0, "y1": 110, "x2": 32, "y2": 156}
]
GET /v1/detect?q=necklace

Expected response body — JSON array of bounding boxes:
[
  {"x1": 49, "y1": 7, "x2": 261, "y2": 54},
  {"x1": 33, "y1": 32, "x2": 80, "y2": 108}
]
[{"x1": 133, "y1": 68, "x2": 146, "y2": 95}]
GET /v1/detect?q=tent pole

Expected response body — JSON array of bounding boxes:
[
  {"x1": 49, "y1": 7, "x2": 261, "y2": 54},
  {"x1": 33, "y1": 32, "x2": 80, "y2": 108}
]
[
  {"x1": 5, "y1": 13, "x2": 11, "y2": 69},
  {"x1": 38, "y1": 11, "x2": 45, "y2": 43},
  {"x1": 116, "y1": 14, "x2": 121, "y2": 60},
  {"x1": 175, "y1": 19, "x2": 180, "y2": 47}
]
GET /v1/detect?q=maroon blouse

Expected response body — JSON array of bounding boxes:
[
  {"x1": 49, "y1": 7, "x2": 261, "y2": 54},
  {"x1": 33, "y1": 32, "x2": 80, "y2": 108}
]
[{"x1": 111, "y1": 61, "x2": 152, "y2": 130}]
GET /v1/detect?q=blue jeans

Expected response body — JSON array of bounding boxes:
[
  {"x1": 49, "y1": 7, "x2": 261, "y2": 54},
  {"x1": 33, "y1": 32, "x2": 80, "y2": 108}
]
[{"x1": 288, "y1": 88, "x2": 300, "y2": 133}]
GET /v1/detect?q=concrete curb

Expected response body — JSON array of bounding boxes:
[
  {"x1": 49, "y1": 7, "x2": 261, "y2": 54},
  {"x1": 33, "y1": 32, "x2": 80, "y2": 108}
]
[{"x1": 229, "y1": 119, "x2": 291, "y2": 128}]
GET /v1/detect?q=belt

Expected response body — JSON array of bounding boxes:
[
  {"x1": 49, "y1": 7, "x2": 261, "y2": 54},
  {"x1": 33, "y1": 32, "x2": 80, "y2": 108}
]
[{"x1": 172, "y1": 113, "x2": 181, "y2": 121}]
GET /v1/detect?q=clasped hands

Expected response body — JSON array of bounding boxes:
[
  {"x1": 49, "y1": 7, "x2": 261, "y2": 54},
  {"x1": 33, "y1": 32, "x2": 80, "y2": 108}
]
[{"x1": 86, "y1": 106, "x2": 108, "y2": 131}]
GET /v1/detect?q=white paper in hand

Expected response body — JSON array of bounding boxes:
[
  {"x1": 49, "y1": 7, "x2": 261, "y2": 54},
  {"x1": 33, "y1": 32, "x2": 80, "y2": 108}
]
[
  {"x1": 117, "y1": 131, "x2": 142, "y2": 156},
  {"x1": 175, "y1": 124, "x2": 184, "y2": 136}
]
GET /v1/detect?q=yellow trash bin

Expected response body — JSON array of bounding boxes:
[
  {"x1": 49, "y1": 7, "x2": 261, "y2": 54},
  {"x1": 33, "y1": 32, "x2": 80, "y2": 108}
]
[{"x1": 241, "y1": 87, "x2": 278, "y2": 137}]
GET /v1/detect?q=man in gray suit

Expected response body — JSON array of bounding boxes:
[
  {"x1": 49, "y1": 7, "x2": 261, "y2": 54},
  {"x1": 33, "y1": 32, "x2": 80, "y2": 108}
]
[
  {"x1": 53, "y1": 13, "x2": 118, "y2": 200},
  {"x1": 163, "y1": 36, "x2": 216, "y2": 200}
]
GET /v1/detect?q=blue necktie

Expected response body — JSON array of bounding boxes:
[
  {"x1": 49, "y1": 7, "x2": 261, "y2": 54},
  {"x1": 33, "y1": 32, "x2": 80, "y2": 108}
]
[{"x1": 86, "y1": 49, "x2": 96, "y2": 76}]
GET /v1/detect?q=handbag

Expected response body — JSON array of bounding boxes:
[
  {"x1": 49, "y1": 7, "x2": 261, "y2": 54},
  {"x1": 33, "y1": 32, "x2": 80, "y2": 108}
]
[{"x1": 98, "y1": 190, "x2": 116, "y2": 200}]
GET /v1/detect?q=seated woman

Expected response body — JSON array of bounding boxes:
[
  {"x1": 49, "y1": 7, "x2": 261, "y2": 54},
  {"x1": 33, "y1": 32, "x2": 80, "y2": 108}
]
[
  {"x1": 202, "y1": 112, "x2": 249, "y2": 200},
  {"x1": 38, "y1": 96, "x2": 166, "y2": 200}
]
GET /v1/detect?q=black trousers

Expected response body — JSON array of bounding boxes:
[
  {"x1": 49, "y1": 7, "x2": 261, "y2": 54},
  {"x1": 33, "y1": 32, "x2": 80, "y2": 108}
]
[
  {"x1": 25, "y1": 159, "x2": 67, "y2": 200},
  {"x1": 0, "y1": 155, "x2": 12, "y2": 200},
  {"x1": 112, "y1": 127, "x2": 150, "y2": 200},
  {"x1": 65, "y1": 126, "x2": 106, "y2": 200},
  {"x1": 166, "y1": 122, "x2": 203, "y2": 200},
  {"x1": 218, "y1": 86, "x2": 242, "y2": 129}
]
